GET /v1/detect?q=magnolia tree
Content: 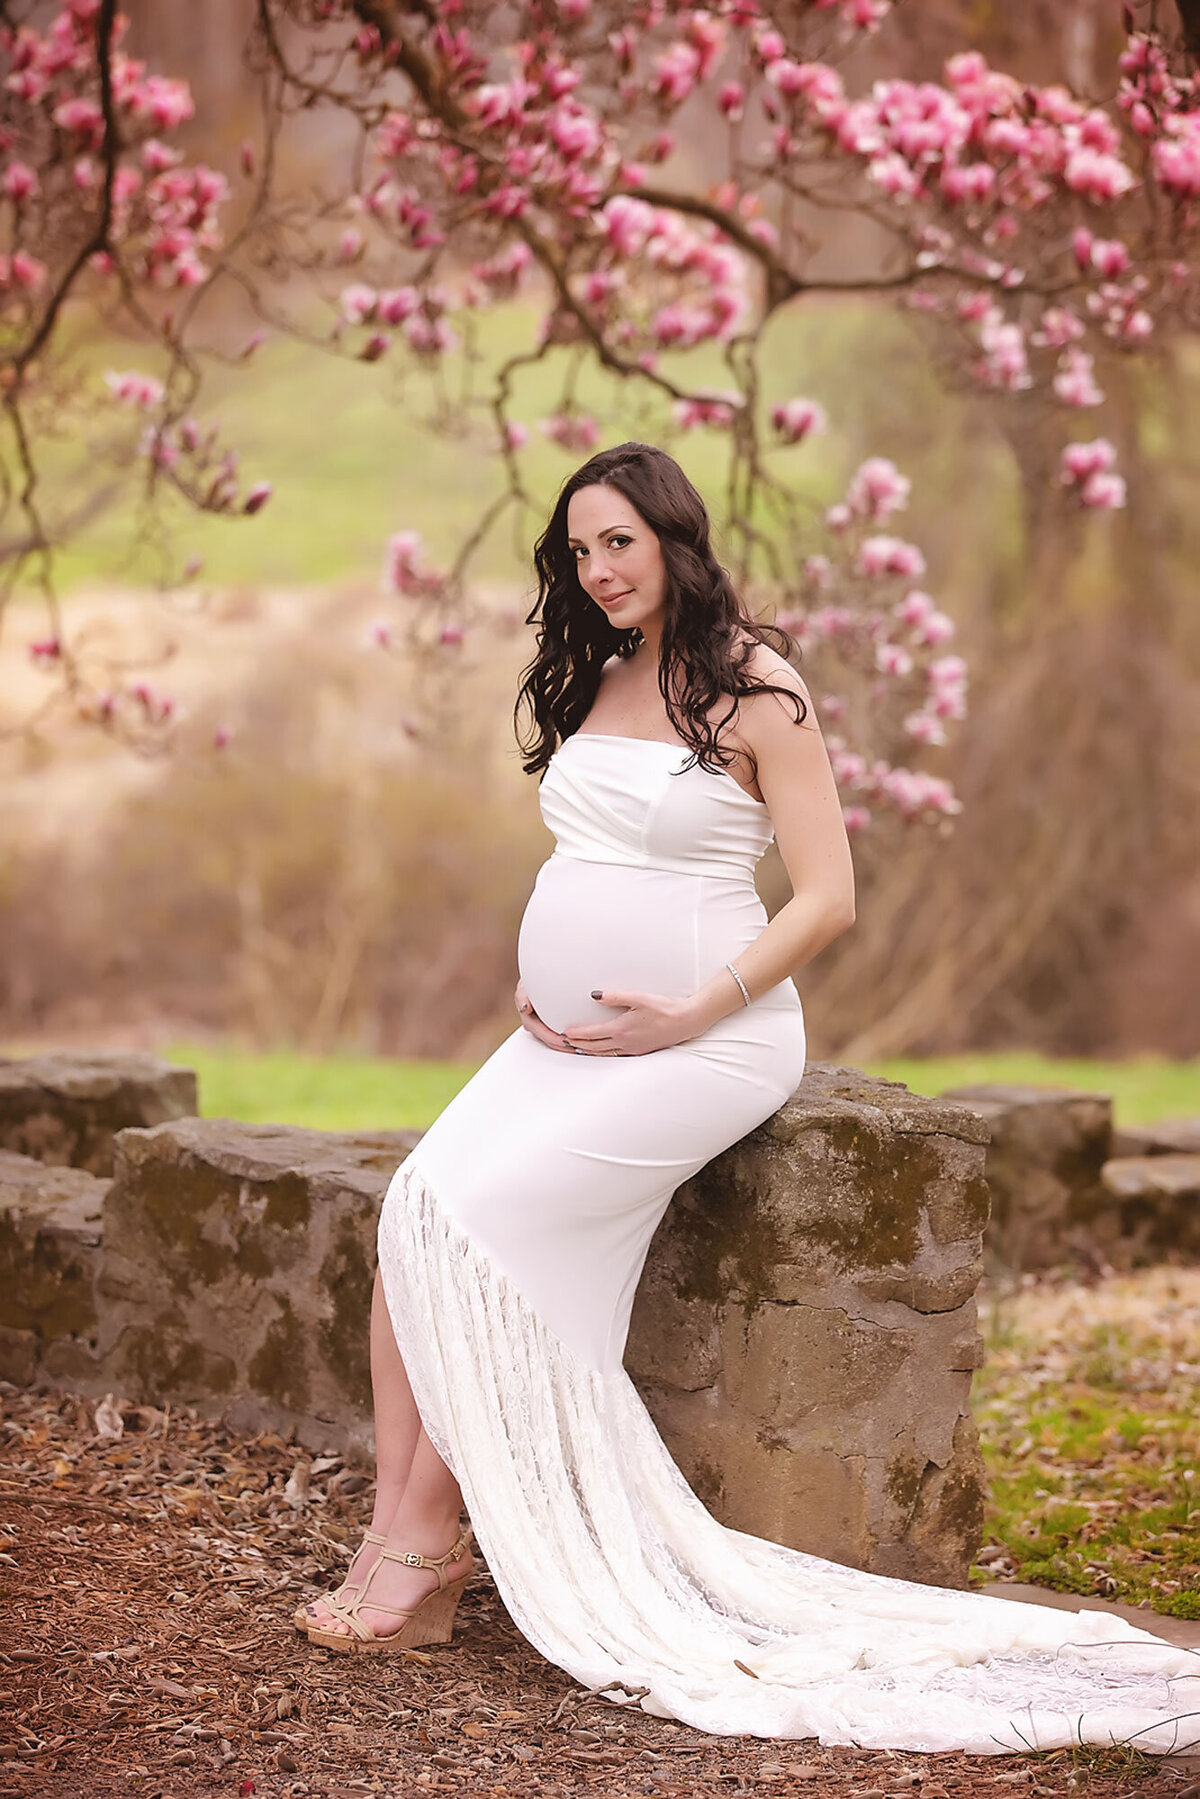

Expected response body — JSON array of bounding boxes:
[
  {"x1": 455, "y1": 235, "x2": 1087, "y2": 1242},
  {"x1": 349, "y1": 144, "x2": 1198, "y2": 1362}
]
[{"x1": 2, "y1": 0, "x2": 1198, "y2": 832}]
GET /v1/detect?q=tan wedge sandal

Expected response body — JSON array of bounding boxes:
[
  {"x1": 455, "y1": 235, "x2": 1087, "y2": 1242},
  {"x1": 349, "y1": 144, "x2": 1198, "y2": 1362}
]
[
  {"x1": 305, "y1": 1526, "x2": 474, "y2": 1654},
  {"x1": 292, "y1": 1527, "x2": 387, "y2": 1632}
]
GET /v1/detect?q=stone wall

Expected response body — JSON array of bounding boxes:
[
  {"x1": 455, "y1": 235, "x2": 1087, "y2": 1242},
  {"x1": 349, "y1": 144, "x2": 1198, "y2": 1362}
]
[
  {"x1": 0, "y1": 1051, "x2": 993, "y2": 1590},
  {"x1": 939, "y1": 1084, "x2": 1200, "y2": 1273},
  {"x1": 0, "y1": 1049, "x2": 197, "y2": 1175},
  {"x1": 627, "y1": 1064, "x2": 990, "y2": 1589}
]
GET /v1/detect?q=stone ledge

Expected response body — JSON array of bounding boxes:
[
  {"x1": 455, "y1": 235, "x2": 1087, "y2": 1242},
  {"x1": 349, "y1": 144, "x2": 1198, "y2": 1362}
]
[
  {"x1": 0, "y1": 1049, "x2": 197, "y2": 1176},
  {"x1": 0, "y1": 1148, "x2": 109, "y2": 1383}
]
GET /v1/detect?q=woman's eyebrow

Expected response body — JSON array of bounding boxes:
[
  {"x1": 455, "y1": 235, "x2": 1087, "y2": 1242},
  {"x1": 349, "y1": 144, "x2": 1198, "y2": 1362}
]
[{"x1": 566, "y1": 524, "x2": 634, "y2": 544}]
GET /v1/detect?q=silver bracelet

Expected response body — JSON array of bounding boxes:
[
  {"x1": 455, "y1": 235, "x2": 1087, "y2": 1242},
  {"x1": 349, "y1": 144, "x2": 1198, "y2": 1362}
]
[{"x1": 726, "y1": 961, "x2": 752, "y2": 1008}]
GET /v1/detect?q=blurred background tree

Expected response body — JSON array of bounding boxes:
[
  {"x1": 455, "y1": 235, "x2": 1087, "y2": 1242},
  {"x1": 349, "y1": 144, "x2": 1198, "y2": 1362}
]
[{"x1": 0, "y1": 0, "x2": 1197, "y2": 1066}]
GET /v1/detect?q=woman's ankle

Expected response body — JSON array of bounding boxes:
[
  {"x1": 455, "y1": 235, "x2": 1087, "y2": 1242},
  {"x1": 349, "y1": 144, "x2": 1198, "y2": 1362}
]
[{"x1": 386, "y1": 1508, "x2": 467, "y2": 1551}]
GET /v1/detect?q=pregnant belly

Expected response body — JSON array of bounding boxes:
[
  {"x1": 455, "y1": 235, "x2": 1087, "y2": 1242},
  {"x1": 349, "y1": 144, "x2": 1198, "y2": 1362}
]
[{"x1": 517, "y1": 855, "x2": 766, "y2": 1037}]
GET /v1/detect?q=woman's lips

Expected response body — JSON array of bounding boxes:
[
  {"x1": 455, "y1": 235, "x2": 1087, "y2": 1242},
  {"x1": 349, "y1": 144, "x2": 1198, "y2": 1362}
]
[{"x1": 596, "y1": 590, "x2": 633, "y2": 608}]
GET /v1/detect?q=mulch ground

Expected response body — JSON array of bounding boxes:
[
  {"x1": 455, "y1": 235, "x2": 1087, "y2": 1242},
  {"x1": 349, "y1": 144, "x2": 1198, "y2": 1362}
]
[{"x1": 1, "y1": 1384, "x2": 1191, "y2": 1799}]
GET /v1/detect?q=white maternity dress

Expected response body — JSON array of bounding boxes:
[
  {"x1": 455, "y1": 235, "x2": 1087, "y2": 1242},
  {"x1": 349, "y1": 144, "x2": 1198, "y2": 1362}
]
[{"x1": 377, "y1": 732, "x2": 1200, "y2": 1756}]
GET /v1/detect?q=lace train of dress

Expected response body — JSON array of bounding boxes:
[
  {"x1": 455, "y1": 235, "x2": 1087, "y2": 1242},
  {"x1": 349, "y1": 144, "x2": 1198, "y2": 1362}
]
[{"x1": 376, "y1": 735, "x2": 1200, "y2": 1755}]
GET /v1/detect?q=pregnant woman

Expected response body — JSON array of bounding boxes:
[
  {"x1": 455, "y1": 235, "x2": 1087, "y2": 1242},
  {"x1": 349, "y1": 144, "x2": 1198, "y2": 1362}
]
[{"x1": 300, "y1": 443, "x2": 1199, "y2": 1756}]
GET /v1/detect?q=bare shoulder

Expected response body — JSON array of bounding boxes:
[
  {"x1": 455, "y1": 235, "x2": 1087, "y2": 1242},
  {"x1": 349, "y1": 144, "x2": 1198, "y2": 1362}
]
[{"x1": 733, "y1": 640, "x2": 816, "y2": 747}]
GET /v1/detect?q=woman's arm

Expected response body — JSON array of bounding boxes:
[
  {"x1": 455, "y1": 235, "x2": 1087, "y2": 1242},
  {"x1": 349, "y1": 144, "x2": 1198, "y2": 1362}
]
[
  {"x1": 683, "y1": 654, "x2": 855, "y2": 1033},
  {"x1": 563, "y1": 653, "x2": 856, "y2": 1056}
]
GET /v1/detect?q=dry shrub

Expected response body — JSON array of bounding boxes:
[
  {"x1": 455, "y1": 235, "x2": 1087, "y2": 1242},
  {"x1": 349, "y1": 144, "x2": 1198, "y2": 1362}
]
[{"x1": 0, "y1": 753, "x2": 548, "y2": 1055}]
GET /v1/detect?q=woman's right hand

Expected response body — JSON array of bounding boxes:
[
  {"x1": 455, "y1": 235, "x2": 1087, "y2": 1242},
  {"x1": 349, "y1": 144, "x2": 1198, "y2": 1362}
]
[{"x1": 515, "y1": 978, "x2": 574, "y2": 1052}]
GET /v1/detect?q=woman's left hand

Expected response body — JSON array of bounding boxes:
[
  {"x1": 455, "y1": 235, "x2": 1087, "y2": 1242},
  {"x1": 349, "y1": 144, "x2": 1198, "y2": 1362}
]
[{"x1": 561, "y1": 989, "x2": 698, "y2": 1057}]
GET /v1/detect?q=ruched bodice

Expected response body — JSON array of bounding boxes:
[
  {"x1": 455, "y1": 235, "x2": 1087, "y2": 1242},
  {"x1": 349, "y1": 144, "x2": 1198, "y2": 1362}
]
[
  {"x1": 517, "y1": 733, "x2": 801, "y2": 1040},
  {"x1": 540, "y1": 733, "x2": 774, "y2": 881}
]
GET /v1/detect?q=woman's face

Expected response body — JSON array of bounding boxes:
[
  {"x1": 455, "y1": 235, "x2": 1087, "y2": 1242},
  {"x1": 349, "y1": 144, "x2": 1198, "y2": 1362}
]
[{"x1": 566, "y1": 483, "x2": 667, "y2": 638}]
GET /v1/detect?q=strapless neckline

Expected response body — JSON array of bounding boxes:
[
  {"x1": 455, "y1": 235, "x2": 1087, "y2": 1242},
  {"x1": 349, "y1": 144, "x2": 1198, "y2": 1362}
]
[{"x1": 562, "y1": 732, "x2": 768, "y2": 810}]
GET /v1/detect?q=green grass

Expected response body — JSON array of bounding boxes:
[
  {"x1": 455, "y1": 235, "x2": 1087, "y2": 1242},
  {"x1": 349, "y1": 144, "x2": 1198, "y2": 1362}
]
[
  {"x1": 866, "y1": 1051, "x2": 1200, "y2": 1128},
  {"x1": 150, "y1": 1042, "x2": 1199, "y2": 1132},
  {"x1": 162, "y1": 1040, "x2": 479, "y2": 1131},
  {"x1": 970, "y1": 1270, "x2": 1200, "y2": 1617}
]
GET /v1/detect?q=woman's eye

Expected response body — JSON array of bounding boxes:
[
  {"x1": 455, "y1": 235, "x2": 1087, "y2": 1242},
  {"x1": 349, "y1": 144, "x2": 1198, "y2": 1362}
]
[{"x1": 609, "y1": 535, "x2": 631, "y2": 549}]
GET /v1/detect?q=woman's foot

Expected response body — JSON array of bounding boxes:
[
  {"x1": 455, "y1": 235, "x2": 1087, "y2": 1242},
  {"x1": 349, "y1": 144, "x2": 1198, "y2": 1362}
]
[
  {"x1": 302, "y1": 1526, "x2": 388, "y2": 1632},
  {"x1": 312, "y1": 1520, "x2": 474, "y2": 1642}
]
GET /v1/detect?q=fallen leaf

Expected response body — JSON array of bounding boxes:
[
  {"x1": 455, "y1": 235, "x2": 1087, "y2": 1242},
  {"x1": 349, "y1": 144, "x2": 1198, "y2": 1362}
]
[{"x1": 93, "y1": 1394, "x2": 123, "y2": 1441}]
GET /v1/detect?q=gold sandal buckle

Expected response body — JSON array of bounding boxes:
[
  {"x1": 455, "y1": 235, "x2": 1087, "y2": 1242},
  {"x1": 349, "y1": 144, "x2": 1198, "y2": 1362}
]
[{"x1": 402, "y1": 1551, "x2": 425, "y2": 1567}]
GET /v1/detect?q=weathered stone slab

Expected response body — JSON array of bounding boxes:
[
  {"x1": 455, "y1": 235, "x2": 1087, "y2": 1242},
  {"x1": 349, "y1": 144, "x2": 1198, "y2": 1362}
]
[
  {"x1": 627, "y1": 1063, "x2": 991, "y2": 1589},
  {"x1": 7, "y1": 1062, "x2": 993, "y2": 1587},
  {"x1": 93, "y1": 1119, "x2": 423, "y2": 1452},
  {"x1": 1100, "y1": 1155, "x2": 1200, "y2": 1263},
  {"x1": 0, "y1": 1050, "x2": 198, "y2": 1176},
  {"x1": 938, "y1": 1082, "x2": 1113, "y2": 1271},
  {"x1": 1112, "y1": 1118, "x2": 1200, "y2": 1159},
  {"x1": 0, "y1": 1149, "x2": 108, "y2": 1382}
]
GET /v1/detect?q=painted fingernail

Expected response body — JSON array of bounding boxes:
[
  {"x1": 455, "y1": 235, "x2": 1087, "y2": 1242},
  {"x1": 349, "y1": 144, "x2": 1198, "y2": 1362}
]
[{"x1": 590, "y1": 990, "x2": 602, "y2": 999}]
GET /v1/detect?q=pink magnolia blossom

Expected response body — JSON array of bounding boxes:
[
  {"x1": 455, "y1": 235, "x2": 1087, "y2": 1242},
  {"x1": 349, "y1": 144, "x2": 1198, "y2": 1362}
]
[
  {"x1": 770, "y1": 397, "x2": 827, "y2": 444},
  {"x1": 141, "y1": 138, "x2": 182, "y2": 175},
  {"x1": 802, "y1": 554, "x2": 833, "y2": 590},
  {"x1": 856, "y1": 536, "x2": 927, "y2": 580},
  {"x1": 879, "y1": 767, "x2": 962, "y2": 819},
  {"x1": 1032, "y1": 306, "x2": 1085, "y2": 348},
  {"x1": 868, "y1": 152, "x2": 922, "y2": 199},
  {"x1": 1060, "y1": 437, "x2": 1117, "y2": 484},
  {"x1": 842, "y1": 805, "x2": 872, "y2": 833},
  {"x1": 916, "y1": 610, "x2": 956, "y2": 647},
  {"x1": 541, "y1": 412, "x2": 601, "y2": 452},
  {"x1": 385, "y1": 530, "x2": 427, "y2": 595},
  {"x1": 875, "y1": 642, "x2": 914, "y2": 677},
  {"x1": 503, "y1": 421, "x2": 529, "y2": 450},
  {"x1": 1154, "y1": 117, "x2": 1200, "y2": 198},
  {"x1": 104, "y1": 369, "x2": 165, "y2": 409},
  {"x1": 378, "y1": 287, "x2": 419, "y2": 324},
  {"x1": 846, "y1": 457, "x2": 910, "y2": 520},
  {"x1": 904, "y1": 710, "x2": 947, "y2": 746},
  {"x1": 243, "y1": 482, "x2": 273, "y2": 515},
  {"x1": 549, "y1": 100, "x2": 604, "y2": 163},
  {"x1": 52, "y1": 95, "x2": 103, "y2": 142},
  {"x1": 1053, "y1": 348, "x2": 1103, "y2": 408},
  {"x1": 895, "y1": 589, "x2": 935, "y2": 628},
  {"x1": 402, "y1": 313, "x2": 458, "y2": 357},
  {"x1": 600, "y1": 195, "x2": 655, "y2": 258},
  {"x1": 8, "y1": 251, "x2": 47, "y2": 292},
  {"x1": 832, "y1": 748, "x2": 869, "y2": 786},
  {"x1": 654, "y1": 42, "x2": 701, "y2": 106},
  {"x1": 1089, "y1": 236, "x2": 1130, "y2": 278},
  {"x1": 1064, "y1": 147, "x2": 1136, "y2": 202},
  {"x1": 438, "y1": 621, "x2": 467, "y2": 647},
  {"x1": 1080, "y1": 470, "x2": 1127, "y2": 509},
  {"x1": 212, "y1": 725, "x2": 233, "y2": 750},
  {"x1": 719, "y1": 82, "x2": 744, "y2": 122},
  {"x1": 128, "y1": 682, "x2": 175, "y2": 725},
  {"x1": 29, "y1": 637, "x2": 62, "y2": 664},
  {"x1": 673, "y1": 392, "x2": 740, "y2": 430},
  {"x1": 2, "y1": 160, "x2": 37, "y2": 202}
]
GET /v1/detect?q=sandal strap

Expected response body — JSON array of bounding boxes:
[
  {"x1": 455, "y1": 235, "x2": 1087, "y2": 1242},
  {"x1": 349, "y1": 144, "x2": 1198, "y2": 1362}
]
[
  {"x1": 375, "y1": 1527, "x2": 474, "y2": 1590},
  {"x1": 304, "y1": 1527, "x2": 389, "y2": 1616}
]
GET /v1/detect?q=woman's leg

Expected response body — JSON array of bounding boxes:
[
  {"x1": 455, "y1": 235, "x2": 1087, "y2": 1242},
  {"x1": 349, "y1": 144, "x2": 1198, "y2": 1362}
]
[
  {"x1": 305, "y1": 1267, "x2": 446, "y2": 1627},
  {"x1": 317, "y1": 1425, "x2": 473, "y2": 1638}
]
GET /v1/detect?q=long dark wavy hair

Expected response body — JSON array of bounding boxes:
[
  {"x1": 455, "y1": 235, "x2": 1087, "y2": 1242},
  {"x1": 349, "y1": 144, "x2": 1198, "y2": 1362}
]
[{"x1": 514, "y1": 442, "x2": 806, "y2": 780}]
